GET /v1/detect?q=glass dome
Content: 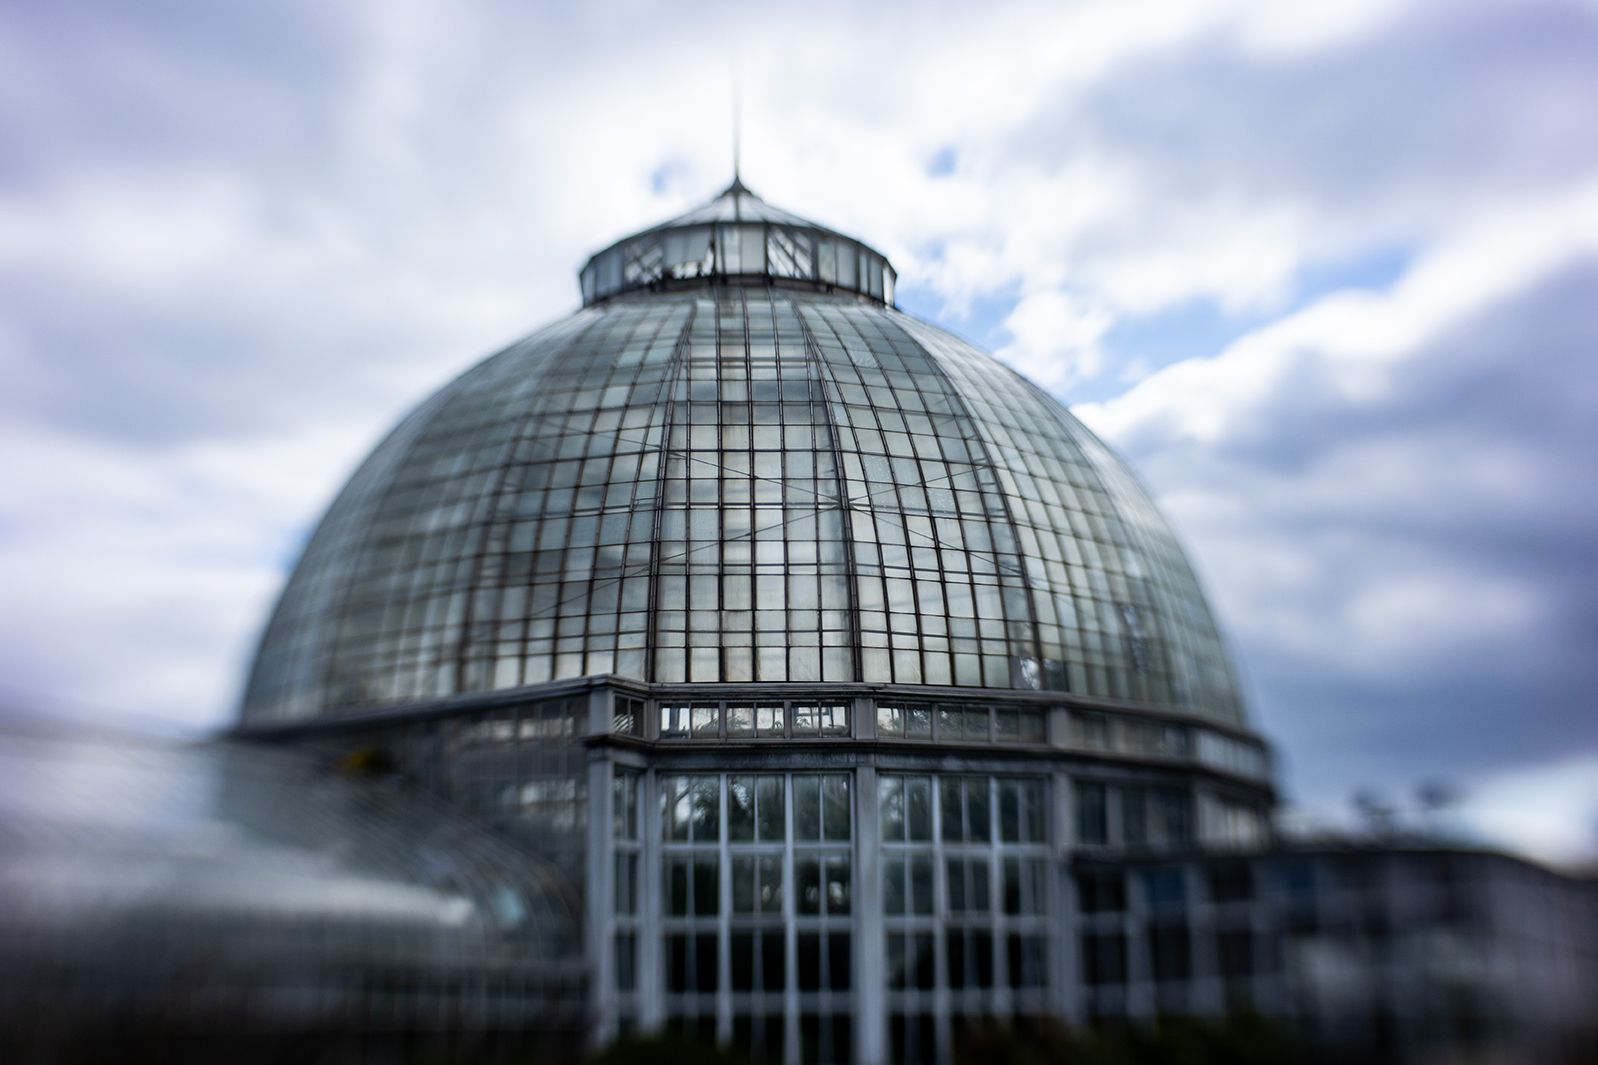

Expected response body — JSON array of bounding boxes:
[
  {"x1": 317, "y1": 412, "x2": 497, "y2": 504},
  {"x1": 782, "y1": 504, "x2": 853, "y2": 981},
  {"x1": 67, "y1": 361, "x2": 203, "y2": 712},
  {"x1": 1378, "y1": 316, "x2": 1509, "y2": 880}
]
[{"x1": 242, "y1": 184, "x2": 1246, "y2": 729}]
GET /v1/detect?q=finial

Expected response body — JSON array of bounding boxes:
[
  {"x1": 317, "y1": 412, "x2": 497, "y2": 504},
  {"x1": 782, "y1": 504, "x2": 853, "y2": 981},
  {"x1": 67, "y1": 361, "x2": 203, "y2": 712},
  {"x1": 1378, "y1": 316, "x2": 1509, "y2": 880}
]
[{"x1": 731, "y1": 66, "x2": 742, "y2": 185}]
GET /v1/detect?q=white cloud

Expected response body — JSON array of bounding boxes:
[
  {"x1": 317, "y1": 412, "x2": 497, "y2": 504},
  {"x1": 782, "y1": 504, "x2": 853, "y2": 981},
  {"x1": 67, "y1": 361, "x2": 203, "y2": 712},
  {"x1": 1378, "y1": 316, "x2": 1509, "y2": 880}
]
[
  {"x1": 1457, "y1": 754, "x2": 1598, "y2": 867},
  {"x1": 994, "y1": 289, "x2": 1112, "y2": 391}
]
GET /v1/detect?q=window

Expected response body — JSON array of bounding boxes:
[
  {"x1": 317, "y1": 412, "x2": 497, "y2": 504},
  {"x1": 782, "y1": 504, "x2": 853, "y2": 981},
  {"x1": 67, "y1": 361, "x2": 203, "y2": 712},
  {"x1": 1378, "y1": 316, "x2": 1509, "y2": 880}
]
[
  {"x1": 612, "y1": 695, "x2": 645, "y2": 735},
  {"x1": 1081, "y1": 932, "x2": 1127, "y2": 986},
  {"x1": 728, "y1": 775, "x2": 784, "y2": 842},
  {"x1": 662, "y1": 775, "x2": 720, "y2": 842},
  {"x1": 1208, "y1": 863, "x2": 1253, "y2": 904},
  {"x1": 1002, "y1": 857, "x2": 1048, "y2": 915},
  {"x1": 1141, "y1": 868, "x2": 1188, "y2": 909},
  {"x1": 1076, "y1": 871, "x2": 1126, "y2": 914},
  {"x1": 731, "y1": 854, "x2": 784, "y2": 914},
  {"x1": 939, "y1": 777, "x2": 991, "y2": 843},
  {"x1": 666, "y1": 700, "x2": 848, "y2": 740},
  {"x1": 1150, "y1": 923, "x2": 1191, "y2": 983},
  {"x1": 879, "y1": 775, "x2": 933, "y2": 842},
  {"x1": 793, "y1": 702, "x2": 850, "y2": 736},
  {"x1": 882, "y1": 772, "x2": 1052, "y2": 1017},
  {"x1": 999, "y1": 779, "x2": 1045, "y2": 843},
  {"x1": 1075, "y1": 781, "x2": 1107, "y2": 845},
  {"x1": 653, "y1": 771, "x2": 853, "y2": 1056},
  {"x1": 613, "y1": 770, "x2": 639, "y2": 840}
]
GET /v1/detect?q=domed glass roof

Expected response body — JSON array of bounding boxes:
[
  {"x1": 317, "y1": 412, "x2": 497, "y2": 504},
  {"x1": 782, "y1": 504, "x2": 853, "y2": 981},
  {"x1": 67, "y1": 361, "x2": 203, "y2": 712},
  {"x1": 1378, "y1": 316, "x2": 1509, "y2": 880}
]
[{"x1": 242, "y1": 185, "x2": 1245, "y2": 728}]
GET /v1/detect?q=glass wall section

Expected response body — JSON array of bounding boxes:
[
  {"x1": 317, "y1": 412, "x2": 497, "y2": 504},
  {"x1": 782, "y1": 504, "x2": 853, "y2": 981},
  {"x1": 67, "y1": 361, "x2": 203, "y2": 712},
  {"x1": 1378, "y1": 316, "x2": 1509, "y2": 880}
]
[
  {"x1": 439, "y1": 696, "x2": 590, "y2": 883},
  {"x1": 613, "y1": 768, "x2": 643, "y2": 1021},
  {"x1": 655, "y1": 772, "x2": 855, "y2": 1065},
  {"x1": 875, "y1": 703, "x2": 1045, "y2": 745},
  {"x1": 1072, "y1": 779, "x2": 1195, "y2": 850},
  {"x1": 659, "y1": 699, "x2": 850, "y2": 740},
  {"x1": 896, "y1": 315, "x2": 1246, "y2": 724},
  {"x1": 800, "y1": 299, "x2": 1035, "y2": 690},
  {"x1": 880, "y1": 773, "x2": 1052, "y2": 1061},
  {"x1": 651, "y1": 291, "x2": 854, "y2": 684}
]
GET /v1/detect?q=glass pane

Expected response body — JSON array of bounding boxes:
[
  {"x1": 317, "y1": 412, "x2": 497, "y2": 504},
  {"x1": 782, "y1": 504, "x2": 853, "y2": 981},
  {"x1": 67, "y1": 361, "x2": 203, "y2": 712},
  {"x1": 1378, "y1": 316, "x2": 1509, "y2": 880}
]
[
  {"x1": 732, "y1": 855, "x2": 756, "y2": 913},
  {"x1": 664, "y1": 778, "x2": 692, "y2": 841},
  {"x1": 906, "y1": 777, "x2": 932, "y2": 841},
  {"x1": 797, "y1": 932, "x2": 821, "y2": 991},
  {"x1": 822, "y1": 775, "x2": 851, "y2": 840},
  {"x1": 666, "y1": 933, "x2": 690, "y2": 992},
  {"x1": 696, "y1": 931, "x2": 718, "y2": 993},
  {"x1": 995, "y1": 708, "x2": 1020, "y2": 742},
  {"x1": 694, "y1": 855, "x2": 719, "y2": 915},
  {"x1": 887, "y1": 933, "x2": 908, "y2": 989},
  {"x1": 761, "y1": 930, "x2": 786, "y2": 991},
  {"x1": 692, "y1": 704, "x2": 719, "y2": 737},
  {"x1": 760, "y1": 854, "x2": 784, "y2": 914},
  {"x1": 796, "y1": 856, "x2": 821, "y2": 915},
  {"x1": 940, "y1": 779, "x2": 964, "y2": 842},
  {"x1": 879, "y1": 776, "x2": 904, "y2": 841},
  {"x1": 794, "y1": 775, "x2": 821, "y2": 840},
  {"x1": 884, "y1": 859, "x2": 906, "y2": 915},
  {"x1": 667, "y1": 857, "x2": 689, "y2": 916},
  {"x1": 756, "y1": 704, "x2": 784, "y2": 736},
  {"x1": 964, "y1": 708, "x2": 988, "y2": 740},
  {"x1": 692, "y1": 776, "x2": 719, "y2": 840},
  {"x1": 937, "y1": 707, "x2": 961, "y2": 739},
  {"x1": 758, "y1": 775, "x2": 785, "y2": 841},
  {"x1": 828, "y1": 932, "x2": 852, "y2": 991},
  {"x1": 910, "y1": 855, "x2": 934, "y2": 915},
  {"x1": 1123, "y1": 787, "x2": 1147, "y2": 845},
  {"x1": 947, "y1": 930, "x2": 967, "y2": 990},
  {"x1": 968, "y1": 778, "x2": 991, "y2": 842},
  {"x1": 820, "y1": 704, "x2": 849, "y2": 736},
  {"x1": 1076, "y1": 781, "x2": 1107, "y2": 845},
  {"x1": 825, "y1": 854, "x2": 851, "y2": 914},
  {"x1": 729, "y1": 777, "x2": 755, "y2": 841},
  {"x1": 947, "y1": 858, "x2": 967, "y2": 911},
  {"x1": 877, "y1": 705, "x2": 903, "y2": 737},
  {"x1": 615, "y1": 852, "x2": 637, "y2": 914},
  {"x1": 906, "y1": 706, "x2": 932, "y2": 739},
  {"x1": 732, "y1": 931, "x2": 755, "y2": 991}
]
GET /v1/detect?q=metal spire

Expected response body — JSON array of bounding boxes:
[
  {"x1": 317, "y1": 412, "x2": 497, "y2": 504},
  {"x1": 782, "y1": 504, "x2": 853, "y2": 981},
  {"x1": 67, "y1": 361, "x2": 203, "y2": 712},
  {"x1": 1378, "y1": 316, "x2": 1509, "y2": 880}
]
[{"x1": 731, "y1": 66, "x2": 742, "y2": 186}]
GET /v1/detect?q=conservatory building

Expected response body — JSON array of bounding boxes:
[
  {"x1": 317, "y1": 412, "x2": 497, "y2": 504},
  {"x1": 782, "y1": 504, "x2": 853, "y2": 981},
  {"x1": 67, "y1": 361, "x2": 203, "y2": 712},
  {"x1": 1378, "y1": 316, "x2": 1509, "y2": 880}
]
[{"x1": 235, "y1": 178, "x2": 1276, "y2": 1063}]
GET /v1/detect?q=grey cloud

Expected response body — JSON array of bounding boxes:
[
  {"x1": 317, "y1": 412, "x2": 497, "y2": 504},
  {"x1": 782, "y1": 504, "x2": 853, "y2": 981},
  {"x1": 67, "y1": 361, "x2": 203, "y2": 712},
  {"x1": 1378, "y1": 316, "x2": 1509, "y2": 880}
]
[
  {"x1": 1113, "y1": 259, "x2": 1598, "y2": 812},
  {"x1": 1074, "y1": 1, "x2": 1598, "y2": 214}
]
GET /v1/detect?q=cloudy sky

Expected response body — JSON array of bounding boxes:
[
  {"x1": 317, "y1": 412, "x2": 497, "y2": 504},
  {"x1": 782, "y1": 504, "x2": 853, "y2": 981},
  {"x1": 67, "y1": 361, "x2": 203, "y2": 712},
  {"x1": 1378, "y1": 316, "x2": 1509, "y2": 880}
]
[{"x1": 2, "y1": 0, "x2": 1595, "y2": 863}]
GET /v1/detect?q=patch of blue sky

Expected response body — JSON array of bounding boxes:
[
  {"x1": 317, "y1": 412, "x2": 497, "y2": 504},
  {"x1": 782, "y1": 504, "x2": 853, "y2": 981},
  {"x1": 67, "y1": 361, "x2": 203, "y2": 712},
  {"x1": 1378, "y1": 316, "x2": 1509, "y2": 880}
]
[
  {"x1": 897, "y1": 278, "x2": 1019, "y2": 351},
  {"x1": 1083, "y1": 243, "x2": 1416, "y2": 402}
]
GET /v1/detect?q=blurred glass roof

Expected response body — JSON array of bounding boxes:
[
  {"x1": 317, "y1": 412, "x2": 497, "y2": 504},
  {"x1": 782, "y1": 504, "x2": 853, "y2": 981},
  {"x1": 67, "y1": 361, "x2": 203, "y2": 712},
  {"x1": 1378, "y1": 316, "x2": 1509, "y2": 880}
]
[{"x1": 0, "y1": 720, "x2": 583, "y2": 1018}]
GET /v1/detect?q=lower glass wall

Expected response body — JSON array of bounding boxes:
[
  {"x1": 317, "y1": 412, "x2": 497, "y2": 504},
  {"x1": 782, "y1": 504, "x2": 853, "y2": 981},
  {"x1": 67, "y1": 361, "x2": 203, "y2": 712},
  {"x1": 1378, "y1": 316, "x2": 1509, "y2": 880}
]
[
  {"x1": 880, "y1": 773, "x2": 1053, "y2": 1064},
  {"x1": 649, "y1": 771, "x2": 856, "y2": 1064},
  {"x1": 613, "y1": 767, "x2": 1059, "y2": 1063}
]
